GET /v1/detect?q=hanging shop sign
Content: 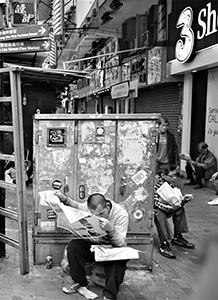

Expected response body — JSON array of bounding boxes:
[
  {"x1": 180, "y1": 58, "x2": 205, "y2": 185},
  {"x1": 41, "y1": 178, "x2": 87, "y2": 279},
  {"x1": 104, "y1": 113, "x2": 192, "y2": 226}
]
[
  {"x1": 105, "y1": 55, "x2": 120, "y2": 88},
  {"x1": 77, "y1": 77, "x2": 93, "y2": 98},
  {"x1": 111, "y1": 81, "x2": 129, "y2": 99},
  {"x1": 168, "y1": 0, "x2": 218, "y2": 63},
  {"x1": 11, "y1": 0, "x2": 37, "y2": 26},
  {"x1": 121, "y1": 61, "x2": 131, "y2": 82},
  {"x1": 90, "y1": 60, "x2": 105, "y2": 93},
  {"x1": 130, "y1": 54, "x2": 147, "y2": 87},
  {"x1": 147, "y1": 47, "x2": 162, "y2": 85}
]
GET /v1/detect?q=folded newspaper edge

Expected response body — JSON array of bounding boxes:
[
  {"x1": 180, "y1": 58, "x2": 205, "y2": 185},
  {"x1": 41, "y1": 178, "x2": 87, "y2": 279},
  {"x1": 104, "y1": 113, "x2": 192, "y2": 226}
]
[{"x1": 90, "y1": 245, "x2": 140, "y2": 261}]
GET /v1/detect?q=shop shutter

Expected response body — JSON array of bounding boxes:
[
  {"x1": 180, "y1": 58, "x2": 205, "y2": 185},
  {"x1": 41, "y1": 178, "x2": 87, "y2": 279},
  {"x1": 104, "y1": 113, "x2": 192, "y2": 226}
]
[{"x1": 135, "y1": 84, "x2": 180, "y2": 141}]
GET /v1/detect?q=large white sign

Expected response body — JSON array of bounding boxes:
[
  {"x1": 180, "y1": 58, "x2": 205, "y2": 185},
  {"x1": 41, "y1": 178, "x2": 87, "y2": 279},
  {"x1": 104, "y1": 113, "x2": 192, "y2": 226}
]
[
  {"x1": 175, "y1": 3, "x2": 218, "y2": 63},
  {"x1": 205, "y1": 68, "x2": 218, "y2": 162},
  {"x1": 111, "y1": 81, "x2": 129, "y2": 99}
]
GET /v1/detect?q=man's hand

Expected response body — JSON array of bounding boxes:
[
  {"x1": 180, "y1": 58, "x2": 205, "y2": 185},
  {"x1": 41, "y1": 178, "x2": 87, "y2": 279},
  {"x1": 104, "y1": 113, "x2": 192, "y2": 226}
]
[
  {"x1": 211, "y1": 172, "x2": 218, "y2": 181},
  {"x1": 54, "y1": 190, "x2": 66, "y2": 203},
  {"x1": 99, "y1": 217, "x2": 113, "y2": 233},
  {"x1": 183, "y1": 194, "x2": 193, "y2": 203},
  {"x1": 171, "y1": 203, "x2": 181, "y2": 210}
]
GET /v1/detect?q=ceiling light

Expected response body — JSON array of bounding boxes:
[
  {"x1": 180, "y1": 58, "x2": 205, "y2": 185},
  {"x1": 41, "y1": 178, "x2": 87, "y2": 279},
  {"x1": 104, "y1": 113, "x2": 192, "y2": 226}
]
[
  {"x1": 109, "y1": 0, "x2": 123, "y2": 12},
  {"x1": 101, "y1": 12, "x2": 113, "y2": 25}
]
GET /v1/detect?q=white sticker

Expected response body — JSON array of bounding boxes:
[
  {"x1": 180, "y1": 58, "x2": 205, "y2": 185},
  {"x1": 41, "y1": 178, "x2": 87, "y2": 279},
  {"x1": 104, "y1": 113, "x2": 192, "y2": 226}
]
[
  {"x1": 79, "y1": 158, "x2": 86, "y2": 164},
  {"x1": 40, "y1": 221, "x2": 56, "y2": 232},
  {"x1": 132, "y1": 170, "x2": 147, "y2": 185}
]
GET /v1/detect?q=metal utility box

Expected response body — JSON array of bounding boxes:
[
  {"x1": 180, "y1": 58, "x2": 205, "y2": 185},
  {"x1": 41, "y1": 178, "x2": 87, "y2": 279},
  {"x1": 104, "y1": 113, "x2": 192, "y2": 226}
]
[{"x1": 33, "y1": 114, "x2": 159, "y2": 269}]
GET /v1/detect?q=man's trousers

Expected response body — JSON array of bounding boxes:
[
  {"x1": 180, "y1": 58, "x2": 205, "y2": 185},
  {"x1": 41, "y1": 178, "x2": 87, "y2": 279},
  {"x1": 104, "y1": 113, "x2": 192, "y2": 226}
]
[
  {"x1": 154, "y1": 206, "x2": 189, "y2": 243},
  {"x1": 67, "y1": 239, "x2": 127, "y2": 300}
]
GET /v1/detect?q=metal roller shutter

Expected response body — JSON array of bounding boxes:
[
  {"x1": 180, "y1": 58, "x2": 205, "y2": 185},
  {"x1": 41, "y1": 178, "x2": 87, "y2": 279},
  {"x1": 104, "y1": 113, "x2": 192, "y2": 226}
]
[{"x1": 135, "y1": 84, "x2": 181, "y2": 142}]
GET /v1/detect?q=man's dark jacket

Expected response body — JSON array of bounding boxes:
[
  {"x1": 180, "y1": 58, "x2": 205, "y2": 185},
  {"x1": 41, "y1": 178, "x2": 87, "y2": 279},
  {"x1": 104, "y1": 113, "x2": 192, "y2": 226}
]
[{"x1": 157, "y1": 130, "x2": 179, "y2": 171}]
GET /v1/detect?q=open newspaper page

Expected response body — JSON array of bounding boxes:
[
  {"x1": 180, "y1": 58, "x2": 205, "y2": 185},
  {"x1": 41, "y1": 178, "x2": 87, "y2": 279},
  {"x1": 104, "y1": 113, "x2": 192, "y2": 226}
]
[
  {"x1": 156, "y1": 182, "x2": 183, "y2": 206},
  {"x1": 38, "y1": 190, "x2": 106, "y2": 241}
]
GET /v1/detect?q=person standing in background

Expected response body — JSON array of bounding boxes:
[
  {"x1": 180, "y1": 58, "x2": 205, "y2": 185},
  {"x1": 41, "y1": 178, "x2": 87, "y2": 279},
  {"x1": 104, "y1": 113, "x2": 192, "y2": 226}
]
[{"x1": 156, "y1": 117, "x2": 179, "y2": 174}]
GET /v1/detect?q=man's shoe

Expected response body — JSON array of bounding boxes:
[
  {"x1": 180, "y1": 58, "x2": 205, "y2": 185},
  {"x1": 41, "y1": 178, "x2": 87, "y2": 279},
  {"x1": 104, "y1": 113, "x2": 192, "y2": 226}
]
[
  {"x1": 62, "y1": 281, "x2": 81, "y2": 294},
  {"x1": 171, "y1": 236, "x2": 195, "y2": 249},
  {"x1": 208, "y1": 197, "x2": 218, "y2": 206},
  {"x1": 183, "y1": 180, "x2": 195, "y2": 186},
  {"x1": 158, "y1": 241, "x2": 176, "y2": 259},
  {"x1": 193, "y1": 184, "x2": 203, "y2": 189}
]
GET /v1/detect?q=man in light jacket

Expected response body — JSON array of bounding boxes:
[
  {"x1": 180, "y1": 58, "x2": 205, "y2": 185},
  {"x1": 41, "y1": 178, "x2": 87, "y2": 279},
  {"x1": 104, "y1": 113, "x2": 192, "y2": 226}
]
[{"x1": 55, "y1": 191, "x2": 129, "y2": 300}]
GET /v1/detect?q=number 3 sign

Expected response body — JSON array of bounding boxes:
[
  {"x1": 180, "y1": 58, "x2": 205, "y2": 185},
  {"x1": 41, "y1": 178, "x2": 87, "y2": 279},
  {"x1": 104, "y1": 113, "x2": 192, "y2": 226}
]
[{"x1": 175, "y1": 7, "x2": 194, "y2": 63}]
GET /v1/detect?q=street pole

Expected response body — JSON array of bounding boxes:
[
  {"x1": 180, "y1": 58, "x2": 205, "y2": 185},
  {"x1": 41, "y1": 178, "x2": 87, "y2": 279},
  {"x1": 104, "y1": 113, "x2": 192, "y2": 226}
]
[{"x1": 0, "y1": 3, "x2": 6, "y2": 258}]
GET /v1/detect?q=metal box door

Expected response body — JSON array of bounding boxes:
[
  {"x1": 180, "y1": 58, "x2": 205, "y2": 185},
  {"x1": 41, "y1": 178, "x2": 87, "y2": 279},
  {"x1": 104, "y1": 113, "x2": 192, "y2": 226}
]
[
  {"x1": 33, "y1": 119, "x2": 76, "y2": 234},
  {"x1": 75, "y1": 118, "x2": 157, "y2": 235}
]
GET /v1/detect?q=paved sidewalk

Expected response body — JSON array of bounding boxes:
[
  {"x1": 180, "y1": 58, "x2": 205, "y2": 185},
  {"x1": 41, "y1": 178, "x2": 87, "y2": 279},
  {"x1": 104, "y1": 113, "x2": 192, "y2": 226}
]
[{"x1": 0, "y1": 178, "x2": 217, "y2": 300}]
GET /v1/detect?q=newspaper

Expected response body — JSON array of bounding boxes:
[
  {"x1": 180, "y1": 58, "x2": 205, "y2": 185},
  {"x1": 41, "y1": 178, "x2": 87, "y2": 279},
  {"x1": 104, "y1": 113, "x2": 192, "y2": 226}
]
[
  {"x1": 38, "y1": 190, "x2": 106, "y2": 241},
  {"x1": 156, "y1": 182, "x2": 183, "y2": 206},
  {"x1": 90, "y1": 245, "x2": 139, "y2": 261}
]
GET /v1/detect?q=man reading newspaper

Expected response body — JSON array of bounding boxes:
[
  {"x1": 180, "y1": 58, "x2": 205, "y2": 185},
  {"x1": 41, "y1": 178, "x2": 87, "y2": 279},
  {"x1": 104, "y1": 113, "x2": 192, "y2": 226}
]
[
  {"x1": 154, "y1": 169, "x2": 195, "y2": 259},
  {"x1": 54, "y1": 191, "x2": 129, "y2": 300}
]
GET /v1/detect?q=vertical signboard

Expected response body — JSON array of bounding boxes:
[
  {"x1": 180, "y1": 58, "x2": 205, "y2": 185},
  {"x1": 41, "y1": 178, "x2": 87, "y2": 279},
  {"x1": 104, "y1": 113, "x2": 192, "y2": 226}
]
[
  {"x1": 205, "y1": 68, "x2": 218, "y2": 161},
  {"x1": 147, "y1": 47, "x2": 162, "y2": 84}
]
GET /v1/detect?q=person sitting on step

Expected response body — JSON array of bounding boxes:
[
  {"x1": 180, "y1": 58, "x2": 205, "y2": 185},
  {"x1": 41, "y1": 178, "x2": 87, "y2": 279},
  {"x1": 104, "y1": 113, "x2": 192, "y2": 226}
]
[
  {"x1": 154, "y1": 168, "x2": 195, "y2": 259},
  {"x1": 54, "y1": 191, "x2": 129, "y2": 300},
  {"x1": 184, "y1": 142, "x2": 217, "y2": 189}
]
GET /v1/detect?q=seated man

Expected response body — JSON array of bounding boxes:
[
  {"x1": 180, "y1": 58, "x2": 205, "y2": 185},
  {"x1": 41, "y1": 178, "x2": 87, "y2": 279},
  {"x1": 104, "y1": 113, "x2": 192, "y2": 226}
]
[
  {"x1": 54, "y1": 191, "x2": 129, "y2": 300},
  {"x1": 154, "y1": 169, "x2": 195, "y2": 259},
  {"x1": 184, "y1": 142, "x2": 217, "y2": 189},
  {"x1": 208, "y1": 171, "x2": 218, "y2": 206}
]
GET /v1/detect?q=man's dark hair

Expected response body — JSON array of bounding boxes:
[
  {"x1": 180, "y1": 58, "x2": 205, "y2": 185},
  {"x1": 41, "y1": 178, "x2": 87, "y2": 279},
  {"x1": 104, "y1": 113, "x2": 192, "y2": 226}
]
[
  {"x1": 158, "y1": 116, "x2": 169, "y2": 126},
  {"x1": 87, "y1": 193, "x2": 107, "y2": 210},
  {"x1": 158, "y1": 168, "x2": 169, "y2": 177},
  {"x1": 198, "y1": 141, "x2": 208, "y2": 150}
]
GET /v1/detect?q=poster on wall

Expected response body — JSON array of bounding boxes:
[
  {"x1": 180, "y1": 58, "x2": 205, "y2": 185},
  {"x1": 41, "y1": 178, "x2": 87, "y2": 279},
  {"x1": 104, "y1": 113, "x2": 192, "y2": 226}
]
[{"x1": 205, "y1": 69, "x2": 218, "y2": 161}]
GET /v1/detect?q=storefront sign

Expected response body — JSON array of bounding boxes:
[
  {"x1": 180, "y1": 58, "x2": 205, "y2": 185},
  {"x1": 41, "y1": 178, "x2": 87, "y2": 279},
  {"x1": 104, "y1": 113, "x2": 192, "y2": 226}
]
[
  {"x1": 131, "y1": 54, "x2": 147, "y2": 87},
  {"x1": 11, "y1": 0, "x2": 36, "y2": 26},
  {"x1": 111, "y1": 81, "x2": 129, "y2": 99},
  {"x1": 105, "y1": 55, "x2": 120, "y2": 88},
  {"x1": 168, "y1": 0, "x2": 218, "y2": 62},
  {"x1": 77, "y1": 77, "x2": 93, "y2": 98},
  {"x1": 205, "y1": 68, "x2": 218, "y2": 161},
  {"x1": 147, "y1": 48, "x2": 162, "y2": 84},
  {"x1": 122, "y1": 61, "x2": 131, "y2": 82}
]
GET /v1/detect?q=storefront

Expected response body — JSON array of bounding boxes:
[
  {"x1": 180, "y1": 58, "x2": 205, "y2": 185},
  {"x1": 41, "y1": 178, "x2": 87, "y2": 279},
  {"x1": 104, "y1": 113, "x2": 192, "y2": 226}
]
[{"x1": 168, "y1": 0, "x2": 218, "y2": 171}]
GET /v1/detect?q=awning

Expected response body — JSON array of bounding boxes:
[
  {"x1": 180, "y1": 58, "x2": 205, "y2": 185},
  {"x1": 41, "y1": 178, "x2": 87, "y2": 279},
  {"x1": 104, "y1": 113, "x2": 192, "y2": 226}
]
[{"x1": 3, "y1": 64, "x2": 88, "y2": 87}]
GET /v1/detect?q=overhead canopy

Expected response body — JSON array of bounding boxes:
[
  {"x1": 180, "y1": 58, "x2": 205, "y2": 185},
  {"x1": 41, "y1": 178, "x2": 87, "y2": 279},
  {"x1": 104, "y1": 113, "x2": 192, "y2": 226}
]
[{"x1": 3, "y1": 64, "x2": 88, "y2": 88}]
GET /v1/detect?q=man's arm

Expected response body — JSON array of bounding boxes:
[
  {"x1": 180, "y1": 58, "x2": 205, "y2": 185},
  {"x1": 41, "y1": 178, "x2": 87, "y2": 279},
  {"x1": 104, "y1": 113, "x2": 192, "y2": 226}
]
[
  {"x1": 54, "y1": 191, "x2": 88, "y2": 211},
  {"x1": 192, "y1": 154, "x2": 216, "y2": 170},
  {"x1": 99, "y1": 211, "x2": 129, "y2": 247}
]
